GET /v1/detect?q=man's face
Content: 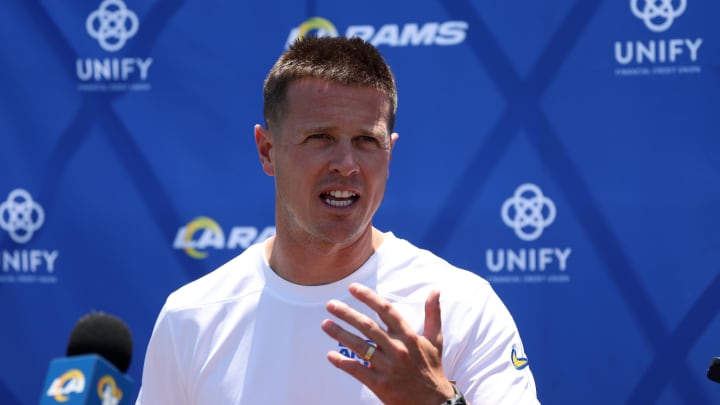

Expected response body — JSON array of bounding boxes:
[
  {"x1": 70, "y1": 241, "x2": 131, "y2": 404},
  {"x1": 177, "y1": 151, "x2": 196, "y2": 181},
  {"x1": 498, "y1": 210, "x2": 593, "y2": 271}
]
[{"x1": 256, "y1": 77, "x2": 398, "y2": 247}]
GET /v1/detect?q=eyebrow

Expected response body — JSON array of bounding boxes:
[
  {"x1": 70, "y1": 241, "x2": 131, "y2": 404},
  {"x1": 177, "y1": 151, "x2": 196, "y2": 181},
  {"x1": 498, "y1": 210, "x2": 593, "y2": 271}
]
[
  {"x1": 302, "y1": 125, "x2": 387, "y2": 138},
  {"x1": 302, "y1": 125, "x2": 336, "y2": 135}
]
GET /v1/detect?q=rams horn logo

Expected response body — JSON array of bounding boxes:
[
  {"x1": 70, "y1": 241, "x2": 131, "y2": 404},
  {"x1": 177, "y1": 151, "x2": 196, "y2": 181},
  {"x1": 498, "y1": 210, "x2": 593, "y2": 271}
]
[{"x1": 511, "y1": 345, "x2": 529, "y2": 370}]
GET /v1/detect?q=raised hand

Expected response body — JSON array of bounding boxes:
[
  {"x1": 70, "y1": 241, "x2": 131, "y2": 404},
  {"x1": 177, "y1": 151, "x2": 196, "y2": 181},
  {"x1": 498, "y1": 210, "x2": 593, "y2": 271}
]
[{"x1": 321, "y1": 283, "x2": 457, "y2": 405}]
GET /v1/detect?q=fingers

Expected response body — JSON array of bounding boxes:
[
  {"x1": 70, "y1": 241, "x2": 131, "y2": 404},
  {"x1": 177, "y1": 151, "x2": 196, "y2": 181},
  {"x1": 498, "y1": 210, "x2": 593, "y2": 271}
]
[
  {"x1": 322, "y1": 316, "x2": 380, "y2": 387},
  {"x1": 323, "y1": 285, "x2": 444, "y2": 363},
  {"x1": 321, "y1": 316, "x2": 382, "y2": 363},
  {"x1": 324, "y1": 298, "x2": 388, "y2": 345},
  {"x1": 325, "y1": 284, "x2": 442, "y2": 347},
  {"x1": 322, "y1": 285, "x2": 452, "y2": 405},
  {"x1": 346, "y1": 283, "x2": 415, "y2": 337},
  {"x1": 326, "y1": 347, "x2": 377, "y2": 387}
]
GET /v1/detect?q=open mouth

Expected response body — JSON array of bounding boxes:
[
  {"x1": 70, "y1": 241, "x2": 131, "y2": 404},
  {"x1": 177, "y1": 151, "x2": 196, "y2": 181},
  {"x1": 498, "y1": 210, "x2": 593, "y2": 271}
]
[{"x1": 321, "y1": 190, "x2": 359, "y2": 207}]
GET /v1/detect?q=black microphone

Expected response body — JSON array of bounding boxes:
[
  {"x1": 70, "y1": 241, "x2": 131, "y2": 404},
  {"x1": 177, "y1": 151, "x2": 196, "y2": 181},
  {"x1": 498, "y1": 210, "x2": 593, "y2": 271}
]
[
  {"x1": 709, "y1": 357, "x2": 720, "y2": 383},
  {"x1": 66, "y1": 312, "x2": 133, "y2": 373},
  {"x1": 40, "y1": 311, "x2": 135, "y2": 405}
]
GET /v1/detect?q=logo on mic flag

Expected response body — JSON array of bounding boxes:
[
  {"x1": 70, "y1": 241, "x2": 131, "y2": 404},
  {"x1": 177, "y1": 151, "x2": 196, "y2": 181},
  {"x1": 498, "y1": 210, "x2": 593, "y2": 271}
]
[
  {"x1": 46, "y1": 369, "x2": 86, "y2": 402},
  {"x1": 97, "y1": 375, "x2": 123, "y2": 405},
  {"x1": 40, "y1": 355, "x2": 133, "y2": 405}
]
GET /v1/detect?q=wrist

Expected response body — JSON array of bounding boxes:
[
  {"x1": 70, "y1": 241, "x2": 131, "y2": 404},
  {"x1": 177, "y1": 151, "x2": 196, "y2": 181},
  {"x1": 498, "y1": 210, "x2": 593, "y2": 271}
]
[{"x1": 440, "y1": 382, "x2": 467, "y2": 405}]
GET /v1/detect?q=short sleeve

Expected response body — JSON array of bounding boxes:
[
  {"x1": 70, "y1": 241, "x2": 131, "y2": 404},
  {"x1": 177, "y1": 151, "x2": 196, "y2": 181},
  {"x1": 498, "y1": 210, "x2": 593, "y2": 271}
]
[
  {"x1": 445, "y1": 285, "x2": 540, "y2": 404},
  {"x1": 135, "y1": 304, "x2": 188, "y2": 405}
]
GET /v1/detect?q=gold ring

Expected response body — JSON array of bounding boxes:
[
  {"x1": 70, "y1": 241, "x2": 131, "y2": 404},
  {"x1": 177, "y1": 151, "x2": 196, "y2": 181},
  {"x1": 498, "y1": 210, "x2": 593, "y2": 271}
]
[{"x1": 362, "y1": 345, "x2": 376, "y2": 362}]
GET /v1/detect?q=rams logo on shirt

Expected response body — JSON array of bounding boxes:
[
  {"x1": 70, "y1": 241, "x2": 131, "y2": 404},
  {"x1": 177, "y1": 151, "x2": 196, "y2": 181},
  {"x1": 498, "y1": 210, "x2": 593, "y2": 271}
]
[
  {"x1": 337, "y1": 340, "x2": 375, "y2": 367},
  {"x1": 511, "y1": 345, "x2": 529, "y2": 370}
]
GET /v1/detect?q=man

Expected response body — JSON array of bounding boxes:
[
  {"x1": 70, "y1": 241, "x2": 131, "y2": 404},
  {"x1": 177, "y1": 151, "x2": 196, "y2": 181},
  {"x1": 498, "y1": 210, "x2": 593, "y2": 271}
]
[{"x1": 136, "y1": 36, "x2": 539, "y2": 404}]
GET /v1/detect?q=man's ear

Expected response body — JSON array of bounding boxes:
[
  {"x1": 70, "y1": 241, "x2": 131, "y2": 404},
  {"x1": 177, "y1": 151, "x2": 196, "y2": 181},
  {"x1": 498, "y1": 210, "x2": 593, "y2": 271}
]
[
  {"x1": 387, "y1": 132, "x2": 399, "y2": 180},
  {"x1": 255, "y1": 124, "x2": 275, "y2": 176},
  {"x1": 390, "y1": 132, "x2": 399, "y2": 150}
]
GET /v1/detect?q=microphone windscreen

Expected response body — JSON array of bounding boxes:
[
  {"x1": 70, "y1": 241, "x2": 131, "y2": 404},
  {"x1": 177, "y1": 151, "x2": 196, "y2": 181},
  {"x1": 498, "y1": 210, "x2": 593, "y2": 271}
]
[
  {"x1": 709, "y1": 357, "x2": 720, "y2": 383},
  {"x1": 66, "y1": 311, "x2": 133, "y2": 373}
]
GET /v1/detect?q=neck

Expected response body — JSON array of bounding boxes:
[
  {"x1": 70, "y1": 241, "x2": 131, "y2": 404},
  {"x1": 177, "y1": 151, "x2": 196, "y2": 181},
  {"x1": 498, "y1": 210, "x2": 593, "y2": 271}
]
[{"x1": 265, "y1": 227, "x2": 385, "y2": 286}]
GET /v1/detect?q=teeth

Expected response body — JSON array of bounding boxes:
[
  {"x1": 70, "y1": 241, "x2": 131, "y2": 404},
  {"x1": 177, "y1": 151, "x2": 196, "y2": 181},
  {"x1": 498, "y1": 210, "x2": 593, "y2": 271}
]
[
  {"x1": 325, "y1": 199, "x2": 353, "y2": 207},
  {"x1": 324, "y1": 190, "x2": 357, "y2": 207},
  {"x1": 328, "y1": 190, "x2": 356, "y2": 198}
]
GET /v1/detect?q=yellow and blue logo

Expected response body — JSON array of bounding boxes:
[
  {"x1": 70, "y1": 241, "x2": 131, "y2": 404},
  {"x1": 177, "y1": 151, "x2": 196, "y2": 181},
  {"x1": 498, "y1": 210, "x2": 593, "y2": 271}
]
[
  {"x1": 176, "y1": 216, "x2": 223, "y2": 259},
  {"x1": 511, "y1": 345, "x2": 529, "y2": 370},
  {"x1": 173, "y1": 217, "x2": 276, "y2": 259},
  {"x1": 285, "y1": 17, "x2": 468, "y2": 49},
  {"x1": 97, "y1": 375, "x2": 123, "y2": 403},
  {"x1": 46, "y1": 369, "x2": 86, "y2": 402},
  {"x1": 297, "y1": 17, "x2": 338, "y2": 40}
]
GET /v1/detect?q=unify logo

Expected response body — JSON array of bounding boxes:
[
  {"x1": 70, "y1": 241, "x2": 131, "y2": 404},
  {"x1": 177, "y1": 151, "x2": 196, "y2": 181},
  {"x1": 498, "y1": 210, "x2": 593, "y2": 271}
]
[
  {"x1": 0, "y1": 188, "x2": 44, "y2": 244},
  {"x1": 485, "y1": 184, "x2": 572, "y2": 284},
  {"x1": 86, "y1": 0, "x2": 139, "y2": 52},
  {"x1": 614, "y1": 0, "x2": 702, "y2": 76},
  {"x1": 285, "y1": 17, "x2": 468, "y2": 49},
  {"x1": 0, "y1": 189, "x2": 59, "y2": 283},
  {"x1": 76, "y1": 0, "x2": 153, "y2": 92},
  {"x1": 173, "y1": 217, "x2": 275, "y2": 259},
  {"x1": 501, "y1": 183, "x2": 556, "y2": 242},
  {"x1": 631, "y1": 0, "x2": 686, "y2": 32}
]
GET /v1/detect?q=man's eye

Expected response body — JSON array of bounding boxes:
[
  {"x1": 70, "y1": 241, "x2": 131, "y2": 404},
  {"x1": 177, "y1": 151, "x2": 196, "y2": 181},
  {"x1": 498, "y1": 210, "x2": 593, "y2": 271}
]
[{"x1": 358, "y1": 136, "x2": 379, "y2": 144}]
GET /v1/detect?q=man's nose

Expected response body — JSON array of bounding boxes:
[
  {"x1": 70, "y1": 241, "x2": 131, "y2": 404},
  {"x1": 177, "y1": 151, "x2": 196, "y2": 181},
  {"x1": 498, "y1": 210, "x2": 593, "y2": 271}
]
[{"x1": 329, "y1": 141, "x2": 360, "y2": 176}]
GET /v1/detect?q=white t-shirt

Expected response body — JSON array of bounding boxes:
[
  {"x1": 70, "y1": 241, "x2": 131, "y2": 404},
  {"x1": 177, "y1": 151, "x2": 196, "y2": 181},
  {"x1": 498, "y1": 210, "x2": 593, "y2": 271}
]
[{"x1": 136, "y1": 232, "x2": 539, "y2": 404}]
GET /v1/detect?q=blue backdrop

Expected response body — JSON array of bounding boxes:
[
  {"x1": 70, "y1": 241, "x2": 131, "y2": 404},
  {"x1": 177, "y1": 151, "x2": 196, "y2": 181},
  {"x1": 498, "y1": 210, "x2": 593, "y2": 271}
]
[{"x1": 2, "y1": 0, "x2": 719, "y2": 403}]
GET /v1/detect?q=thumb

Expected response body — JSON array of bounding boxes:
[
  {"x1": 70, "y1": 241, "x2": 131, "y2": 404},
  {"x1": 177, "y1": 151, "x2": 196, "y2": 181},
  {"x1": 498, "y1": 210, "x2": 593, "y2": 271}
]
[{"x1": 422, "y1": 289, "x2": 443, "y2": 349}]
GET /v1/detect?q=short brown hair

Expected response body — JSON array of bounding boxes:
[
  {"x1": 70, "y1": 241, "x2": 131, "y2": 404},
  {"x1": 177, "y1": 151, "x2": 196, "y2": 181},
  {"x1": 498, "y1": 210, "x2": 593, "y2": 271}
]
[{"x1": 263, "y1": 36, "x2": 397, "y2": 132}]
